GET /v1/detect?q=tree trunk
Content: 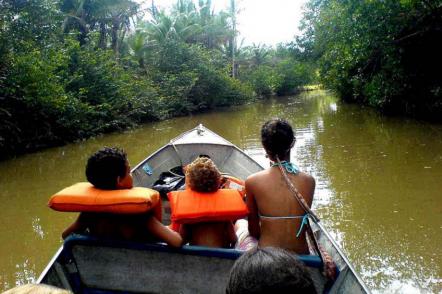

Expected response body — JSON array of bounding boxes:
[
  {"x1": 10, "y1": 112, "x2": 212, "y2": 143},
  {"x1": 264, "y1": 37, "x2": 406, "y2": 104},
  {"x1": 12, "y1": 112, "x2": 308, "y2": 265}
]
[
  {"x1": 230, "y1": 0, "x2": 236, "y2": 78},
  {"x1": 98, "y1": 22, "x2": 107, "y2": 49},
  {"x1": 111, "y1": 17, "x2": 119, "y2": 55}
]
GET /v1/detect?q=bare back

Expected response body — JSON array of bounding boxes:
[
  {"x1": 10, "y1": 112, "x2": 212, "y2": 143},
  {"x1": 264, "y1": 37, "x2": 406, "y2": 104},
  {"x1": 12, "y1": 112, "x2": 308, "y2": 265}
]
[
  {"x1": 76, "y1": 213, "x2": 155, "y2": 242},
  {"x1": 180, "y1": 222, "x2": 236, "y2": 248},
  {"x1": 245, "y1": 167, "x2": 315, "y2": 254}
]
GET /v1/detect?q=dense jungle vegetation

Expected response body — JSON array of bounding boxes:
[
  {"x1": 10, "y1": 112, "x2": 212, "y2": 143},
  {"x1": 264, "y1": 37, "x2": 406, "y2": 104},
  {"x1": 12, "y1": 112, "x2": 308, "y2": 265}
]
[
  {"x1": 297, "y1": 0, "x2": 442, "y2": 119},
  {"x1": 0, "y1": 0, "x2": 314, "y2": 159},
  {"x1": 1, "y1": 0, "x2": 441, "y2": 159}
]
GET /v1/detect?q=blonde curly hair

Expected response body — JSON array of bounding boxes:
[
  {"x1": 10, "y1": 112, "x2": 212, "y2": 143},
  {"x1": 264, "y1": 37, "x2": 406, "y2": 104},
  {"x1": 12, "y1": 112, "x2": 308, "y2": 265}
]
[{"x1": 186, "y1": 157, "x2": 221, "y2": 192}]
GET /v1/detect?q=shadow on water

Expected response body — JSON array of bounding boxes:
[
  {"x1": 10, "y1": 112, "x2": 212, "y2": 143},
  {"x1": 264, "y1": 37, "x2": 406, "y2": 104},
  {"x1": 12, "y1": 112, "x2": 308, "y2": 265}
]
[{"x1": 0, "y1": 90, "x2": 441, "y2": 292}]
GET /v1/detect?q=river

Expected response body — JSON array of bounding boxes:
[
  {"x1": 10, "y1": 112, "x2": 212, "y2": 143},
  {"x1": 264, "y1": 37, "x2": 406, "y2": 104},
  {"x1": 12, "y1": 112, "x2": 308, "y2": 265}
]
[{"x1": 0, "y1": 90, "x2": 441, "y2": 293}]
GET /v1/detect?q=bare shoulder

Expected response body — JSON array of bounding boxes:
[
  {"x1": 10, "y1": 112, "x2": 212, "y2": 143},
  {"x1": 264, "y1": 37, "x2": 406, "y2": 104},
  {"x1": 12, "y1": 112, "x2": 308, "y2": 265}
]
[
  {"x1": 297, "y1": 172, "x2": 315, "y2": 205},
  {"x1": 298, "y1": 172, "x2": 315, "y2": 186},
  {"x1": 246, "y1": 169, "x2": 268, "y2": 184}
]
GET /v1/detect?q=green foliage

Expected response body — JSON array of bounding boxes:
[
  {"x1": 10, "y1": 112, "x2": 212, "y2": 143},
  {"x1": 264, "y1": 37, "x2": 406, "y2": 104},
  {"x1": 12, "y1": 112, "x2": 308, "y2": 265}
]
[
  {"x1": 147, "y1": 40, "x2": 252, "y2": 115},
  {"x1": 0, "y1": 38, "x2": 161, "y2": 157},
  {"x1": 244, "y1": 65, "x2": 275, "y2": 97},
  {"x1": 64, "y1": 43, "x2": 160, "y2": 133},
  {"x1": 1, "y1": 0, "x2": 63, "y2": 51},
  {"x1": 238, "y1": 44, "x2": 316, "y2": 97},
  {"x1": 1, "y1": 45, "x2": 70, "y2": 153},
  {"x1": 60, "y1": 0, "x2": 139, "y2": 51},
  {"x1": 274, "y1": 60, "x2": 313, "y2": 96},
  {"x1": 299, "y1": 0, "x2": 442, "y2": 119},
  {"x1": 0, "y1": 0, "x2": 313, "y2": 159},
  {"x1": 154, "y1": 71, "x2": 198, "y2": 117}
]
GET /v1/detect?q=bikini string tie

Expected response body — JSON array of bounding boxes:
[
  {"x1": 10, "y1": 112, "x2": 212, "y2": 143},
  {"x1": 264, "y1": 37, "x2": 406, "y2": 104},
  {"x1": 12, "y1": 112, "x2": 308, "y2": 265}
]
[
  {"x1": 271, "y1": 161, "x2": 299, "y2": 174},
  {"x1": 296, "y1": 214, "x2": 310, "y2": 238}
]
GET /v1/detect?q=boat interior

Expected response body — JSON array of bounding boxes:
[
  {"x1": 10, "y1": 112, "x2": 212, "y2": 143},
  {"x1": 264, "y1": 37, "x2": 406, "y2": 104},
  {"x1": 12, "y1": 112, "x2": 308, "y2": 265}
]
[
  {"x1": 41, "y1": 235, "x2": 324, "y2": 294},
  {"x1": 38, "y1": 126, "x2": 369, "y2": 293}
]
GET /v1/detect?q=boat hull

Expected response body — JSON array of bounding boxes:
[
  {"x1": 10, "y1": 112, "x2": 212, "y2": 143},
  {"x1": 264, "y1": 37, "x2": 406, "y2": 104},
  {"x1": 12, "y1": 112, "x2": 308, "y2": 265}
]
[{"x1": 38, "y1": 124, "x2": 369, "y2": 293}]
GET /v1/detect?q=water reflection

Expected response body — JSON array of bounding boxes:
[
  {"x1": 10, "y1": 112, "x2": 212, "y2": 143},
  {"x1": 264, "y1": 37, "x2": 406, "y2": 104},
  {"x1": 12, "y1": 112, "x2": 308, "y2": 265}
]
[
  {"x1": 311, "y1": 96, "x2": 442, "y2": 293},
  {"x1": 0, "y1": 90, "x2": 441, "y2": 293}
]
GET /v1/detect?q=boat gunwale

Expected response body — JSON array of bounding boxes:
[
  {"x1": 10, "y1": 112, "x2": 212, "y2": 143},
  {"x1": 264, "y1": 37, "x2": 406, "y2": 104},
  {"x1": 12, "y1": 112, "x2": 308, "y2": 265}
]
[
  {"x1": 131, "y1": 125, "x2": 263, "y2": 174},
  {"x1": 163, "y1": 125, "x2": 370, "y2": 292},
  {"x1": 38, "y1": 124, "x2": 370, "y2": 293},
  {"x1": 169, "y1": 124, "x2": 235, "y2": 147},
  {"x1": 36, "y1": 246, "x2": 64, "y2": 284},
  {"x1": 313, "y1": 221, "x2": 370, "y2": 293}
]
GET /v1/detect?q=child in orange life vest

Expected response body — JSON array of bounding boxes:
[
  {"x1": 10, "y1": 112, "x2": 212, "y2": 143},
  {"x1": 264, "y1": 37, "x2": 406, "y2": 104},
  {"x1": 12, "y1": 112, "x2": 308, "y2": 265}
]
[
  {"x1": 178, "y1": 157, "x2": 237, "y2": 248},
  {"x1": 62, "y1": 147, "x2": 182, "y2": 247}
]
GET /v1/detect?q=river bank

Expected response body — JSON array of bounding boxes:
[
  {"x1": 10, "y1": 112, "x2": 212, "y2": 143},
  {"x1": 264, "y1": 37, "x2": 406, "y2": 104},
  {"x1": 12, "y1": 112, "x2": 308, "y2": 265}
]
[
  {"x1": 0, "y1": 85, "x2": 321, "y2": 161},
  {"x1": 0, "y1": 90, "x2": 441, "y2": 293}
]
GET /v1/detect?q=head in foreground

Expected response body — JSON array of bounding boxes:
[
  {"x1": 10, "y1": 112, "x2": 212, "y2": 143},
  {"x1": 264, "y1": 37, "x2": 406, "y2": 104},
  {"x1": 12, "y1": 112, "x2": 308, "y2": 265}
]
[
  {"x1": 2, "y1": 284, "x2": 71, "y2": 294},
  {"x1": 226, "y1": 247, "x2": 317, "y2": 294},
  {"x1": 185, "y1": 157, "x2": 221, "y2": 193},
  {"x1": 86, "y1": 147, "x2": 133, "y2": 190},
  {"x1": 261, "y1": 118, "x2": 295, "y2": 161}
]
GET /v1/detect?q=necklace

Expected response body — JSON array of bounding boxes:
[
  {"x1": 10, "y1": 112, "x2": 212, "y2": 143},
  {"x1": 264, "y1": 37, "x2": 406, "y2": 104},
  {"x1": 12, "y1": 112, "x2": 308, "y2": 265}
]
[{"x1": 270, "y1": 161, "x2": 299, "y2": 174}]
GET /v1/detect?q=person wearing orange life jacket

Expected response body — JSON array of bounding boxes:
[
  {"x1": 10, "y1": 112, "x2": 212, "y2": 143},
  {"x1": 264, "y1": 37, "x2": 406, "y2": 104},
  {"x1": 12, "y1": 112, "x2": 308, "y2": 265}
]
[
  {"x1": 168, "y1": 157, "x2": 248, "y2": 248},
  {"x1": 61, "y1": 147, "x2": 182, "y2": 247}
]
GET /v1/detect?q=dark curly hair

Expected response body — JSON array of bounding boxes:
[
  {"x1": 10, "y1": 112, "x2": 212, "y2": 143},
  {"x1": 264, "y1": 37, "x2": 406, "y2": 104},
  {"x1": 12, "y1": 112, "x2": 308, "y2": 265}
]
[
  {"x1": 186, "y1": 157, "x2": 221, "y2": 193},
  {"x1": 86, "y1": 147, "x2": 128, "y2": 190},
  {"x1": 261, "y1": 118, "x2": 295, "y2": 160},
  {"x1": 226, "y1": 247, "x2": 317, "y2": 294}
]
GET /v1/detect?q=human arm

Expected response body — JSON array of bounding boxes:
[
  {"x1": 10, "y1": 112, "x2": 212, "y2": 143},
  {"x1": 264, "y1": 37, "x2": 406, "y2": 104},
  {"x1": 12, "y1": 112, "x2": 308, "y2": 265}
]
[
  {"x1": 226, "y1": 222, "x2": 237, "y2": 248},
  {"x1": 245, "y1": 179, "x2": 260, "y2": 239},
  {"x1": 179, "y1": 224, "x2": 190, "y2": 244},
  {"x1": 146, "y1": 216, "x2": 183, "y2": 248},
  {"x1": 62, "y1": 213, "x2": 87, "y2": 239}
]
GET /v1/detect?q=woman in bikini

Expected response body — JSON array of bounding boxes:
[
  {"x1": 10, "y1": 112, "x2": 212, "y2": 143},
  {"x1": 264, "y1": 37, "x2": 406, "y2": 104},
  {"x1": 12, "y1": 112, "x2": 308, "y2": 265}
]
[{"x1": 245, "y1": 118, "x2": 315, "y2": 254}]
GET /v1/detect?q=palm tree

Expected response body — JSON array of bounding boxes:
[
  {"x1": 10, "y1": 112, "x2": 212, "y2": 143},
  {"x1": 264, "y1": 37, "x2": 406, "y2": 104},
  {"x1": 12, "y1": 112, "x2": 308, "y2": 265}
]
[
  {"x1": 229, "y1": 0, "x2": 237, "y2": 78},
  {"x1": 60, "y1": 0, "x2": 90, "y2": 45},
  {"x1": 245, "y1": 43, "x2": 271, "y2": 68},
  {"x1": 168, "y1": 0, "x2": 233, "y2": 50},
  {"x1": 193, "y1": 1, "x2": 232, "y2": 50},
  {"x1": 90, "y1": 0, "x2": 139, "y2": 53},
  {"x1": 128, "y1": 29, "x2": 149, "y2": 69},
  {"x1": 143, "y1": 10, "x2": 201, "y2": 46},
  {"x1": 61, "y1": 0, "x2": 139, "y2": 52}
]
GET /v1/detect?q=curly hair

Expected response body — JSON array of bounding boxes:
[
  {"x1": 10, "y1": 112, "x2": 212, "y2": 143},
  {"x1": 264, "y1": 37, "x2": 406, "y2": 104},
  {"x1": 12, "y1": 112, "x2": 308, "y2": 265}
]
[
  {"x1": 186, "y1": 157, "x2": 221, "y2": 193},
  {"x1": 86, "y1": 147, "x2": 128, "y2": 190},
  {"x1": 261, "y1": 118, "x2": 295, "y2": 160}
]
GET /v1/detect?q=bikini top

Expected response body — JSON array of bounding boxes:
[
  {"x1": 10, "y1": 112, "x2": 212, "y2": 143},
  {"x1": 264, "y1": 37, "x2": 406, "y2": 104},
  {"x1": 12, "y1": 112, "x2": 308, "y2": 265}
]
[
  {"x1": 270, "y1": 161, "x2": 299, "y2": 174},
  {"x1": 261, "y1": 161, "x2": 308, "y2": 238},
  {"x1": 259, "y1": 213, "x2": 309, "y2": 238}
]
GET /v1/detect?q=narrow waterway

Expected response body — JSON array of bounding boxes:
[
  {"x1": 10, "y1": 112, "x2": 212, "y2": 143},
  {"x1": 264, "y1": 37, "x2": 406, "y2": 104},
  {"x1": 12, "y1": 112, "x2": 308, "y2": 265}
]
[{"x1": 0, "y1": 90, "x2": 441, "y2": 293}]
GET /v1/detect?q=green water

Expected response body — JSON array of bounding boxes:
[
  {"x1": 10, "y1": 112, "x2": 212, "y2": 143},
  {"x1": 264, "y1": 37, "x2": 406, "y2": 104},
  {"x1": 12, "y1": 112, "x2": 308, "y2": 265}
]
[{"x1": 0, "y1": 90, "x2": 441, "y2": 293}]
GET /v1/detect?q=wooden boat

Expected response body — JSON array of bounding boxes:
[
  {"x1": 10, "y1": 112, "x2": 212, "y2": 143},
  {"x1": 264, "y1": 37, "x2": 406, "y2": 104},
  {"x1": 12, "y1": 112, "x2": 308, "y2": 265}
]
[{"x1": 38, "y1": 124, "x2": 370, "y2": 293}]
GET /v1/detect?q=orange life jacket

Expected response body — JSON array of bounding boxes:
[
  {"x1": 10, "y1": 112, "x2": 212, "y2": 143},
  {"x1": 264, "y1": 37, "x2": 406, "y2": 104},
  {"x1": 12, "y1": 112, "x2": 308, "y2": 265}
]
[
  {"x1": 168, "y1": 188, "x2": 248, "y2": 227},
  {"x1": 49, "y1": 182, "x2": 162, "y2": 220}
]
